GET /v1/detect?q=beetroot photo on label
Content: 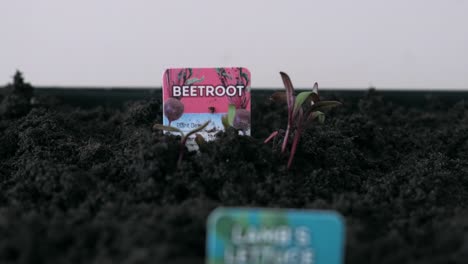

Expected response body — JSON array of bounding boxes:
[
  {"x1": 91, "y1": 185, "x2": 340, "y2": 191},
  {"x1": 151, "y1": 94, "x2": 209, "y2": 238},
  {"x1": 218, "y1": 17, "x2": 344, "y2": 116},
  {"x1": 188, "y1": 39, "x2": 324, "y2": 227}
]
[
  {"x1": 164, "y1": 97, "x2": 184, "y2": 126},
  {"x1": 161, "y1": 67, "x2": 251, "y2": 150}
]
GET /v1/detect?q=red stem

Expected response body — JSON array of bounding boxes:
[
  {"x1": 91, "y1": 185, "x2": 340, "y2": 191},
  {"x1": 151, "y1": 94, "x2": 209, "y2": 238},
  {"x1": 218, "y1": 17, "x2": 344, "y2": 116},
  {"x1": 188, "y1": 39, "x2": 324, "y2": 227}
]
[
  {"x1": 177, "y1": 136, "x2": 187, "y2": 167},
  {"x1": 287, "y1": 127, "x2": 302, "y2": 169},
  {"x1": 281, "y1": 125, "x2": 290, "y2": 153},
  {"x1": 264, "y1": 131, "x2": 279, "y2": 144}
]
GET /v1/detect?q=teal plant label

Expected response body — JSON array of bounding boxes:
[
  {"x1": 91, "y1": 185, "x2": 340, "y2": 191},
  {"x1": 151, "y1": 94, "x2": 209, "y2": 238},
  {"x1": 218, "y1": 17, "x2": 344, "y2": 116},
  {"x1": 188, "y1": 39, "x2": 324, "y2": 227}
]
[{"x1": 206, "y1": 208, "x2": 345, "y2": 264}]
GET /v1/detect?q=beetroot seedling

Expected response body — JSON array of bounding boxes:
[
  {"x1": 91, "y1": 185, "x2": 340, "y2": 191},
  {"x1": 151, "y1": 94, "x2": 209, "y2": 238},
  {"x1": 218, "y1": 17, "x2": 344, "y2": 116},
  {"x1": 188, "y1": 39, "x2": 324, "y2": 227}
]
[
  {"x1": 153, "y1": 121, "x2": 210, "y2": 167},
  {"x1": 221, "y1": 104, "x2": 251, "y2": 135},
  {"x1": 265, "y1": 72, "x2": 342, "y2": 168}
]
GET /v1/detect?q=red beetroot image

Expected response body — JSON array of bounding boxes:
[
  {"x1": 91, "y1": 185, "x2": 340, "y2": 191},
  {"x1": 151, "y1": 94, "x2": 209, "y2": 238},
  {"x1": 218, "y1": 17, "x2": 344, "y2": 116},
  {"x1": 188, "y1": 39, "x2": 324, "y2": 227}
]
[{"x1": 164, "y1": 97, "x2": 184, "y2": 126}]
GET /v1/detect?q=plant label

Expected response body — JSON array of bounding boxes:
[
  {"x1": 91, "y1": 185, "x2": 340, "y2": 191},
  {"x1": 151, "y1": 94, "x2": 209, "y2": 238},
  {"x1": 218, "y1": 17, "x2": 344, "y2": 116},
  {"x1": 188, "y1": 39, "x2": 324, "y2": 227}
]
[
  {"x1": 206, "y1": 208, "x2": 345, "y2": 264},
  {"x1": 162, "y1": 68, "x2": 251, "y2": 150}
]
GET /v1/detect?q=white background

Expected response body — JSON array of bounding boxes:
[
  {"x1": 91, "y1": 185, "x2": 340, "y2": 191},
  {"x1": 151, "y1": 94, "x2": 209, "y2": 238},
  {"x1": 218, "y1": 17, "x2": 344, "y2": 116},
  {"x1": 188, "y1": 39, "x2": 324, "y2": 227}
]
[{"x1": 1, "y1": 0, "x2": 467, "y2": 89}]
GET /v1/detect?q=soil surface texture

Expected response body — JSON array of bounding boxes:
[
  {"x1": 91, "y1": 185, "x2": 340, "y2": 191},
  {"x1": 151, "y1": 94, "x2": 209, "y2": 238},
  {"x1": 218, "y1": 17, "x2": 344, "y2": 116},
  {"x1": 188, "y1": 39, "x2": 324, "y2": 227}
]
[{"x1": 1, "y1": 76, "x2": 468, "y2": 263}]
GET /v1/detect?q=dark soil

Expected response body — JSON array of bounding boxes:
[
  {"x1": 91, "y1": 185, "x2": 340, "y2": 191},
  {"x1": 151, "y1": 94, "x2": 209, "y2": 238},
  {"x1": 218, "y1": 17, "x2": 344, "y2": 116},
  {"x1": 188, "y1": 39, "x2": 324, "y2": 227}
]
[{"x1": 2, "y1": 76, "x2": 468, "y2": 263}]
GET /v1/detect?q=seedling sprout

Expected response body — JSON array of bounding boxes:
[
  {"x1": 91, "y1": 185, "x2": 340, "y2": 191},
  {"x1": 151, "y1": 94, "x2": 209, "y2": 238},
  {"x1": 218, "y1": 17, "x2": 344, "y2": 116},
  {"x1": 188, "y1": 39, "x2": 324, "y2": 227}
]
[
  {"x1": 153, "y1": 121, "x2": 210, "y2": 167},
  {"x1": 265, "y1": 72, "x2": 342, "y2": 168},
  {"x1": 221, "y1": 104, "x2": 250, "y2": 135}
]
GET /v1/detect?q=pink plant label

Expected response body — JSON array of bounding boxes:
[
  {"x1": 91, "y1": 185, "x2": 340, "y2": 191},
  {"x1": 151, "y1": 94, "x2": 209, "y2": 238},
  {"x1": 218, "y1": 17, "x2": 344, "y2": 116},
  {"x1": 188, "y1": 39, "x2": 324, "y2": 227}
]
[{"x1": 162, "y1": 67, "x2": 251, "y2": 148}]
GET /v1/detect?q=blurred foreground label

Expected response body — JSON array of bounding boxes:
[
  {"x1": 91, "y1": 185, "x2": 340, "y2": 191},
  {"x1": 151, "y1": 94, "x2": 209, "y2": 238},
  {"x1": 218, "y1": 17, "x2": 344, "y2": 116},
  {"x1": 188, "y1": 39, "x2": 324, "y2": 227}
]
[
  {"x1": 206, "y1": 208, "x2": 345, "y2": 264},
  {"x1": 162, "y1": 67, "x2": 251, "y2": 150}
]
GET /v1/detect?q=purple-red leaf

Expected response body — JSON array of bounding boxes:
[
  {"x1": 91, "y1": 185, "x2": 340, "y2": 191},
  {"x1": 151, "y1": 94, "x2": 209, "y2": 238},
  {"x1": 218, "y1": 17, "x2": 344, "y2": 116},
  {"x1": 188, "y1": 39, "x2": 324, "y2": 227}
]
[
  {"x1": 280, "y1": 72, "x2": 296, "y2": 154},
  {"x1": 280, "y1": 72, "x2": 295, "y2": 122},
  {"x1": 311, "y1": 82, "x2": 320, "y2": 103}
]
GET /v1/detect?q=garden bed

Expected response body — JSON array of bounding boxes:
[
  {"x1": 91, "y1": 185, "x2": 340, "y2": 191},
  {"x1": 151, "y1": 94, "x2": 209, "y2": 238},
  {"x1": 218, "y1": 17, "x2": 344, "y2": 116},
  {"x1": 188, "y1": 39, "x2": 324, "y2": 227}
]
[{"x1": 1, "y1": 82, "x2": 468, "y2": 263}]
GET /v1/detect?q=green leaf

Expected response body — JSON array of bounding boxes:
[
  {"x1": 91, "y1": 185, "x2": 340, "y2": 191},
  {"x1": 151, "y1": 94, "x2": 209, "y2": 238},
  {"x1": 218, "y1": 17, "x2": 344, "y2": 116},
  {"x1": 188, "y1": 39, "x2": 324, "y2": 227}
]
[
  {"x1": 294, "y1": 91, "x2": 313, "y2": 113},
  {"x1": 227, "y1": 104, "x2": 236, "y2": 126},
  {"x1": 153, "y1": 124, "x2": 183, "y2": 134},
  {"x1": 186, "y1": 76, "x2": 204, "y2": 85},
  {"x1": 310, "y1": 101, "x2": 342, "y2": 112},
  {"x1": 221, "y1": 114, "x2": 229, "y2": 129},
  {"x1": 308, "y1": 111, "x2": 325, "y2": 123}
]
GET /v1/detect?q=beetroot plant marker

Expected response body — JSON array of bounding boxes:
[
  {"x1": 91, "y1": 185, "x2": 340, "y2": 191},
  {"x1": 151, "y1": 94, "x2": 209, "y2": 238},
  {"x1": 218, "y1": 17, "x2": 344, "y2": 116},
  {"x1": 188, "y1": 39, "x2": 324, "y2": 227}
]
[{"x1": 162, "y1": 67, "x2": 251, "y2": 150}]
